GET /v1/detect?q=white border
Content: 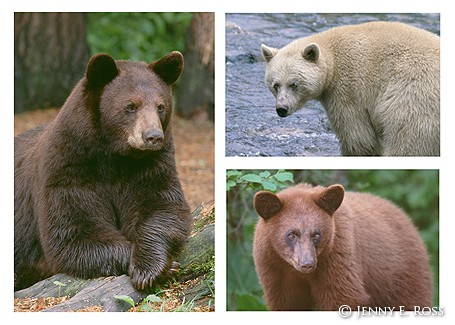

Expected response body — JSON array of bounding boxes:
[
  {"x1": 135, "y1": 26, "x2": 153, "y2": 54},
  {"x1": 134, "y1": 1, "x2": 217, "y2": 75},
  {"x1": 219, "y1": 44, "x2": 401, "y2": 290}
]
[{"x1": 2, "y1": 0, "x2": 454, "y2": 323}]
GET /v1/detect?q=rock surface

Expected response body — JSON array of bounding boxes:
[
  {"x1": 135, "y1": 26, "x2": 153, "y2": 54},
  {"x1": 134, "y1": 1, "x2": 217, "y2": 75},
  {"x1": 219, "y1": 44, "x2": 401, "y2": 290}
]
[{"x1": 14, "y1": 205, "x2": 215, "y2": 312}]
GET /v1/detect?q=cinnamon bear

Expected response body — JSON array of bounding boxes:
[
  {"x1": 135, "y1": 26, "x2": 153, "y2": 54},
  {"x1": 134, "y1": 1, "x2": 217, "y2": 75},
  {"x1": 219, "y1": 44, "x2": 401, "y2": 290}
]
[{"x1": 253, "y1": 183, "x2": 432, "y2": 310}]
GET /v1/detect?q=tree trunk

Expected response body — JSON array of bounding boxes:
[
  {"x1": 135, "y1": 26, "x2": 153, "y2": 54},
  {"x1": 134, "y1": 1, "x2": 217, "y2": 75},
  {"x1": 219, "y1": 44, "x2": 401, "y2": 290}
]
[
  {"x1": 176, "y1": 13, "x2": 214, "y2": 121},
  {"x1": 14, "y1": 13, "x2": 90, "y2": 113}
]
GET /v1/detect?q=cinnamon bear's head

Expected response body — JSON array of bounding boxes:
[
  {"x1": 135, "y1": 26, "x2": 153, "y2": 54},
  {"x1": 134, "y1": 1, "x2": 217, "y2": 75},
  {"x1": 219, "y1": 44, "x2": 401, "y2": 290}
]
[{"x1": 254, "y1": 184, "x2": 344, "y2": 273}]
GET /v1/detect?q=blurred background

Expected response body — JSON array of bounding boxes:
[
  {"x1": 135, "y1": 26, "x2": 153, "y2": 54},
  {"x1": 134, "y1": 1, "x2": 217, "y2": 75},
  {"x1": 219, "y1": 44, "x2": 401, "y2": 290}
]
[
  {"x1": 226, "y1": 170, "x2": 439, "y2": 310},
  {"x1": 14, "y1": 12, "x2": 214, "y2": 120}
]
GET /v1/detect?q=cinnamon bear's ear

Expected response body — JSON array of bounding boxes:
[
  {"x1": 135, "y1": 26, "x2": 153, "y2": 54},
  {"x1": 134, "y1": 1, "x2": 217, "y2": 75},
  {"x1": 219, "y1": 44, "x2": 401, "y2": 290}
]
[
  {"x1": 149, "y1": 51, "x2": 184, "y2": 85},
  {"x1": 85, "y1": 54, "x2": 119, "y2": 90},
  {"x1": 312, "y1": 184, "x2": 344, "y2": 216},
  {"x1": 254, "y1": 191, "x2": 283, "y2": 220}
]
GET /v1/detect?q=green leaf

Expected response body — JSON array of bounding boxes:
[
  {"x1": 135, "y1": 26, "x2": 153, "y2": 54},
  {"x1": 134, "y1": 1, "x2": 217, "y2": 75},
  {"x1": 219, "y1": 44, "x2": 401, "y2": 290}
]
[
  {"x1": 239, "y1": 174, "x2": 263, "y2": 184},
  {"x1": 261, "y1": 180, "x2": 277, "y2": 192},
  {"x1": 259, "y1": 171, "x2": 271, "y2": 178},
  {"x1": 114, "y1": 295, "x2": 136, "y2": 307},
  {"x1": 226, "y1": 179, "x2": 236, "y2": 191},
  {"x1": 143, "y1": 294, "x2": 163, "y2": 303},
  {"x1": 53, "y1": 281, "x2": 67, "y2": 287},
  {"x1": 226, "y1": 170, "x2": 241, "y2": 178},
  {"x1": 273, "y1": 171, "x2": 294, "y2": 183}
]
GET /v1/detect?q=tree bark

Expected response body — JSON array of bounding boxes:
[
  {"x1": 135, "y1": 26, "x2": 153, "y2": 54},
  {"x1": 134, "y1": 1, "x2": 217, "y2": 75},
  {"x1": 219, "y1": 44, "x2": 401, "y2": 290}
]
[
  {"x1": 14, "y1": 13, "x2": 90, "y2": 113},
  {"x1": 176, "y1": 13, "x2": 214, "y2": 121}
]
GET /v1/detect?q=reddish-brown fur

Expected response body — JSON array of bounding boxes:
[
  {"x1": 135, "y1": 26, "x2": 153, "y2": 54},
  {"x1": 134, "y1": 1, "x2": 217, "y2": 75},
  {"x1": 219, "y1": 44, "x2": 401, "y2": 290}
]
[{"x1": 253, "y1": 183, "x2": 432, "y2": 310}]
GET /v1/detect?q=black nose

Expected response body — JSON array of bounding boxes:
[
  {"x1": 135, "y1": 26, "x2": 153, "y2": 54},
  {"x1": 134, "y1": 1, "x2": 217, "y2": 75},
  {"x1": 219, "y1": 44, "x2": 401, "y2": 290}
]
[
  {"x1": 276, "y1": 107, "x2": 289, "y2": 117},
  {"x1": 143, "y1": 130, "x2": 164, "y2": 146}
]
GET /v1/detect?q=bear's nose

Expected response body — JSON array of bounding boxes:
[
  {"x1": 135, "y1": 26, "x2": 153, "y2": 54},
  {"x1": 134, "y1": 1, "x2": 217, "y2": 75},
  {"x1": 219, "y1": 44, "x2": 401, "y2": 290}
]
[
  {"x1": 143, "y1": 130, "x2": 164, "y2": 146},
  {"x1": 298, "y1": 260, "x2": 316, "y2": 273},
  {"x1": 276, "y1": 107, "x2": 289, "y2": 117}
]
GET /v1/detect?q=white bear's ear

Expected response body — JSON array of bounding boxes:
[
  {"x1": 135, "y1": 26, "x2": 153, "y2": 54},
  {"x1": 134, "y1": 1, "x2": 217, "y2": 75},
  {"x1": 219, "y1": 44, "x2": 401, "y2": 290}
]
[
  {"x1": 302, "y1": 43, "x2": 320, "y2": 62},
  {"x1": 254, "y1": 191, "x2": 283, "y2": 220},
  {"x1": 312, "y1": 184, "x2": 344, "y2": 216},
  {"x1": 261, "y1": 44, "x2": 278, "y2": 63}
]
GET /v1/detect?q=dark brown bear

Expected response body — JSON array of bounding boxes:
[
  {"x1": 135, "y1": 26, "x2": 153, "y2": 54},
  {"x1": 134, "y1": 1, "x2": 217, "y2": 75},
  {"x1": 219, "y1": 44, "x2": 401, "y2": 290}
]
[
  {"x1": 253, "y1": 183, "x2": 432, "y2": 310},
  {"x1": 14, "y1": 52, "x2": 192, "y2": 291}
]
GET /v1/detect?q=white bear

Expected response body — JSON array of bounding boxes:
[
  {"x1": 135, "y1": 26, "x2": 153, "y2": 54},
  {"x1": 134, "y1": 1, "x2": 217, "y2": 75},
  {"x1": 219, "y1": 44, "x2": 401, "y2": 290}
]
[{"x1": 261, "y1": 21, "x2": 440, "y2": 156}]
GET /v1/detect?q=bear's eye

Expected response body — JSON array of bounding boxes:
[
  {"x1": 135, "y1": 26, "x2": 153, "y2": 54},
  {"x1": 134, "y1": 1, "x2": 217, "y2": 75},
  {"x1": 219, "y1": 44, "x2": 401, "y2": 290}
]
[
  {"x1": 272, "y1": 83, "x2": 279, "y2": 92},
  {"x1": 286, "y1": 231, "x2": 298, "y2": 243},
  {"x1": 157, "y1": 104, "x2": 166, "y2": 114},
  {"x1": 312, "y1": 232, "x2": 322, "y2": 245},
  {"x1": 125, "y1": 103, "x2": 137, "y2": 113},
  {"x1": 290, "y1": 82, "x2": 298, "y2": 91}
]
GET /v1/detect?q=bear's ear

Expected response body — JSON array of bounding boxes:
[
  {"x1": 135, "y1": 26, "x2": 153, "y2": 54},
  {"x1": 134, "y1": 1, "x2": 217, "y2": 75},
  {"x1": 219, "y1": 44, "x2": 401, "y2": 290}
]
[
  {"x1": 85, "y1": 54, "x2": 119, "y2": 90},
  {"x1": 302, "y1": 43, "x2": 320, "y2": 63},
  {"x1": 261, "y1": 44, "x2": 279, "y2": 63},
  {"x1": 149, "y1": 51, "x2": 184, "y2": 85},
  {"x1": 254, "y1": 191, "x2": 283, "y2": 220},
  {"x1": 313, "y1": 184, "x2": 344, "y2": 216}
]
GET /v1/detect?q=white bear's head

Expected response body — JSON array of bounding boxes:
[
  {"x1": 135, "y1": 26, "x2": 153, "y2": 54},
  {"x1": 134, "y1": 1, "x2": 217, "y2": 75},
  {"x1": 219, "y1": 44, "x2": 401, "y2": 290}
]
[{"x1": 261, "y1": 42, "x2": 327, "y2": 117}]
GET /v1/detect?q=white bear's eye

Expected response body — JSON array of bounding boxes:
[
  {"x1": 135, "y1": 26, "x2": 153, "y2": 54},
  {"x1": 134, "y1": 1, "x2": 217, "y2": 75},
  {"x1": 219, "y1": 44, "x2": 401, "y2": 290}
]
[
  {"x1": 273, "y1": 83, "x2": 279, "y2": 92},
  {"x1": 290, "y1": 83, "x2": 298, "y2": 90}
]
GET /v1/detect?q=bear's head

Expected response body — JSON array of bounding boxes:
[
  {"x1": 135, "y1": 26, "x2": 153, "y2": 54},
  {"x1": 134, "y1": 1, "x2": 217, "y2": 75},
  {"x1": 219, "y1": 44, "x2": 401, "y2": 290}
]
[
  {"x1": 84, "y1": 51, "x2": 184, "y2": 156},
  {"x1": 261, "y1": 42, "x2": 327, "y2": 118},
  {"x1": 254, "y1": 184, "x2": 344, "y2": 273}
]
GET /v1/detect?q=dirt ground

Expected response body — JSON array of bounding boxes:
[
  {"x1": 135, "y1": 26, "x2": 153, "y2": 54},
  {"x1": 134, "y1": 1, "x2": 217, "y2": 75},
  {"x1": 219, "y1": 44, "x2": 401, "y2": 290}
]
[{"x1": 13, "y1": 108, "x2": 214, "y2": 211}]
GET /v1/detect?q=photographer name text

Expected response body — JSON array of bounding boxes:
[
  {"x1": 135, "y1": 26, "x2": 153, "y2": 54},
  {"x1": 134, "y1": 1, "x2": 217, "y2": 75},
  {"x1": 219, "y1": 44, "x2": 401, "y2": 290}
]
[{"x1": 338, "y1": 305, "x2": 444, "y2": 318}]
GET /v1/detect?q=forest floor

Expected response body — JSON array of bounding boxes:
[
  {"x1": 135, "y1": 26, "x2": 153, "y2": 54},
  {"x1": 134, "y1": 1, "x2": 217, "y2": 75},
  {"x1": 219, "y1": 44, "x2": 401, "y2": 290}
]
[{"x1": 13, "y1": 108, "x2": 214, "y2": 312}]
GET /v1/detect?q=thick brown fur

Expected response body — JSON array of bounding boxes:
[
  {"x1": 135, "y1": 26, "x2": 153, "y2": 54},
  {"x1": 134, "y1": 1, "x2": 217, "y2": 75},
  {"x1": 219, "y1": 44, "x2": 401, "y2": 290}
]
[
  {"x1": 253, "y1": 183, "x2": 432, "y2": 310},
  {"x1": 14, "y1": 52, "x2": 192, "y2": 291}
]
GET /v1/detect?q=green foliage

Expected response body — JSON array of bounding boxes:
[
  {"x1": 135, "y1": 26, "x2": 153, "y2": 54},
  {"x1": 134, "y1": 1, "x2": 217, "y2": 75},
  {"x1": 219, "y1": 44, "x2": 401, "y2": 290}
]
[
  {"x1": 114, "y1": 279, "x2": 214, "y2": 312},
  {"x1": 178, "y1": 255, "x2": 215, "y2": 280},
  {"x1": 226, "y1": 169, "x2": 294, "y2": 192},
  {"x1": 114, "y1": 293, "x2": 164, "y2": 311},
  {"x1": 53, "y1": 280, "x2": 67, "y2": 298},
  {"x1": 226, "y1": 170, "x2": 294, "y2": 310},
  {"x1": 226, "y1": 170, "x2": 439, "y2": 310},
  {"x1": 114, "y1": 294, "x2": 135, "y2": 308},
  {"x1": 87, "y1": 13, "x2": 192, "y2": 61},
  {"x1": 138, "y1": 294, "x2": 163, "y2": 312}
]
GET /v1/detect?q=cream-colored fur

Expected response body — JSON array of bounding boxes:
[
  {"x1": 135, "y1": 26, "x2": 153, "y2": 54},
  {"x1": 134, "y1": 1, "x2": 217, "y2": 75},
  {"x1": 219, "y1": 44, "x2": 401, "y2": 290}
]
[{"x1": 262, "y1": 21, "x2": 440, "y2": 156}]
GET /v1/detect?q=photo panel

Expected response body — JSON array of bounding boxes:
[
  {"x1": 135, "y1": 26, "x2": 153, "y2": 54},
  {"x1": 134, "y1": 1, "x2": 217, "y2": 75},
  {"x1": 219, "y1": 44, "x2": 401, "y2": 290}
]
[
  {"x1": 226, "y1": 169, "x2": 439, "y2": 312},
  {"x1": 13, "y1": 12, "x2": 214, "y2": 312},
  {"x1": 225, "y1": 13, "x2": 440, "y2": 157}
]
